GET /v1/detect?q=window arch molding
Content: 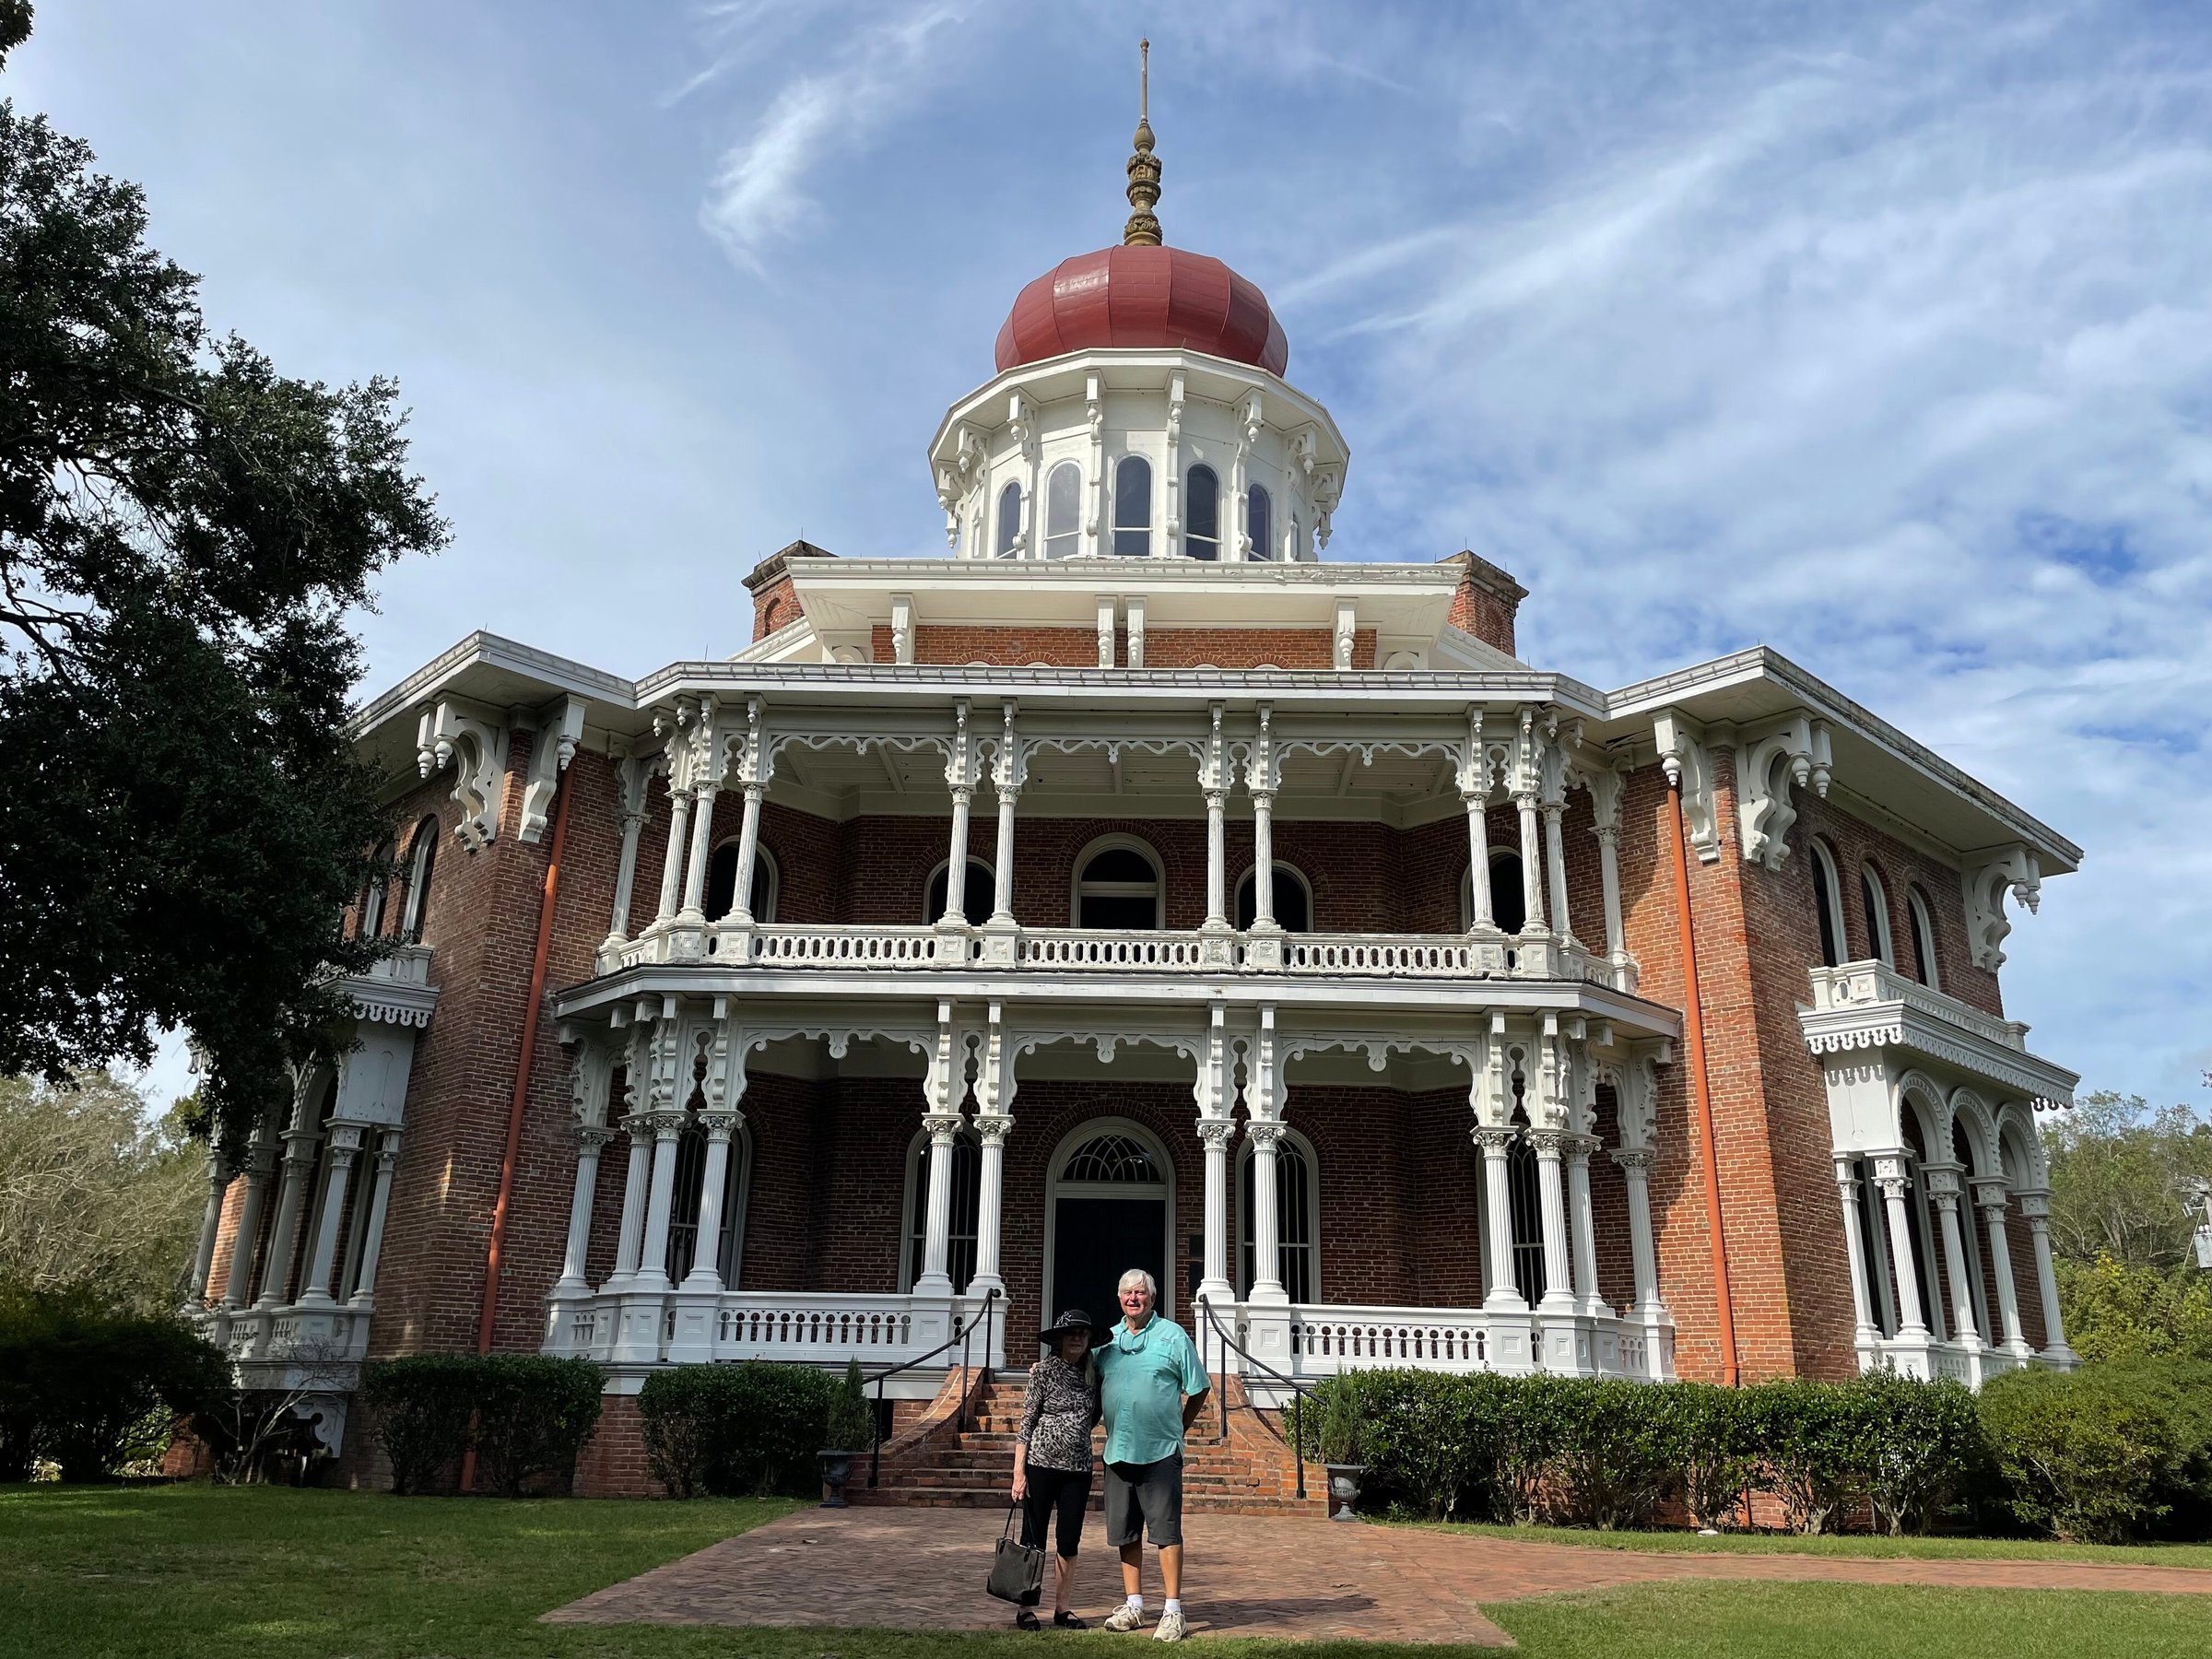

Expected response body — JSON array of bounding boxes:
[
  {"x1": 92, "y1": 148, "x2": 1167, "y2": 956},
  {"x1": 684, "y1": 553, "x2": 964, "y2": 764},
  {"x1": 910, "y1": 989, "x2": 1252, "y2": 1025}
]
[
  {"x1": 899, "y1": 1122, "x2": 982, "y2": 1293},
  {"x1": 1860, "y1": 861, "x2": 1896, "y2": 967},
  {"x1": 1245, "y1": 484, "x2": 1273, "y2": 561},
  {"x1": 1235, "y1": 1123, "x2": 1321, "y2": 1302},
  {"x1": 704, "y1": 838, "x2": 779, "y2": 924},
  {"x1": 1112, "y1": 455, "x2": 1153, "y2": 557},
  {"x1": 994, "y1": 479, "x2": 1023, "y2": 559},
  {"x1": 1069, "y1": 833, "x2": 1166, "y2": 928},
  {"x1": 1041, "y1": 1114, "x2": 1178, "y2": 1322},
  {"x1": 1808, "y1": 838, "x2": 1847, "y2": 968},
  {"x1": 1184, "y1": 464, "x2": 1220, "y2": 560},
  {"x1": 1234, "y1": 862, "x2": 1312, "y2": 932},
  {"x1": 924, "y1": 855, "x2": 996, "y2": 927},
  {"x1": 1905, "y1": 885, "x2": 1941, "y2": 990},
  {"x1": 1043, "y1": 461, "x2": 1082, "y2": 559}
]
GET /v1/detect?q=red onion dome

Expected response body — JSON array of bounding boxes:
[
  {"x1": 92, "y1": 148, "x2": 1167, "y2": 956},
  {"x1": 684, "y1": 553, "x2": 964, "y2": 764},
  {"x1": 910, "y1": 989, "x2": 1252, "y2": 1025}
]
[{"x1": 993, "y1": 245, "x2": 1289, "y2": 378}]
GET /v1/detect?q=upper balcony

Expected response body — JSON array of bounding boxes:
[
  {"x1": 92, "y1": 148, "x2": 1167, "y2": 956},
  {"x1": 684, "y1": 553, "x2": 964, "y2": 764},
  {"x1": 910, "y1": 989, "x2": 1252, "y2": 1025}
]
[{"x1": 1800, "y1": 959, "x2": 2075, "y2": 1111}]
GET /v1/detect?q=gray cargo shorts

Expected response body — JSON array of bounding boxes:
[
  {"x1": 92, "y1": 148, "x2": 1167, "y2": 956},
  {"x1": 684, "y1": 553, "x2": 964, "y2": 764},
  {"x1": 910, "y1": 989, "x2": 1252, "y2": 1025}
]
[{"x1": 1102, "y1": 1453, "x2": 1184, "y2": 1547}]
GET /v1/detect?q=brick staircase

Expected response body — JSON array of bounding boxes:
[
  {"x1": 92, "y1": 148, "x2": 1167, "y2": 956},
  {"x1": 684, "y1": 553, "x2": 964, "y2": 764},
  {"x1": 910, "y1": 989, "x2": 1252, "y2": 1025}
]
[{"x1": 850, "y1": 1371, "x2": 1324, "y2": 1516}]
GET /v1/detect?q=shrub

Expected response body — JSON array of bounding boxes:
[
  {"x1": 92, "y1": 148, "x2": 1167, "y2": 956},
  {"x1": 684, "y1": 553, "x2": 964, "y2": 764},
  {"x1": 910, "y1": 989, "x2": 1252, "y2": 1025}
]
[
  {"x1": 1546, "y1": 1376, "x2": 1690, "y2": 1530},
  {"x1": 0, "y1": 1282, "x2": 228, "y2": 1482},
  {"x1": 1309, "y1": 1373, "x2": 1370, "y2": 1465},
  {"x1": 1744, "y1": 1376, "x2": 1884, "y2": 1535},
  {"x1": 1854, "y1": 1371, "x2": 1983, "y2": 1535},
  {"x1": 1980, "y1": 1365, "x2": 2186, "y2": 1542},
  {"x1": 470, "y1": 1356, "x2": 603, "y2": 1498},
  {"x1": 637, "y1": 1362, "x2": 831, "y2": 1499},
  {"x1": 360, "y1": 1355, "x2": 479, "y2": 1496},
  {"x1": 1673, "y1": 1382, "x2": 1760, "y2": 1530},
  {"x1": 1313, "y1": 1370, "x2": 1492, "y2": 1519},
  {"x1": 825, "y1": 1359, "x2": 874, "y2": 1453}
]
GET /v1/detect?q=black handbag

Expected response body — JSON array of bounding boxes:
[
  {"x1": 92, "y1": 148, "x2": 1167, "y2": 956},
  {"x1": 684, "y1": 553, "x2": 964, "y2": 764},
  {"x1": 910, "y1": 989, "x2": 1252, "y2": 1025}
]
[{"x1": 985, "y1": 1501, "x2": 1044, "y2": 1606}]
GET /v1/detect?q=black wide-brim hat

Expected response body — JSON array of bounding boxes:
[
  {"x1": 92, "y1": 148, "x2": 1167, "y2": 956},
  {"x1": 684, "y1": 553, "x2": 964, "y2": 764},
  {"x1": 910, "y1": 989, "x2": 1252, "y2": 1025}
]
[{"x1": 1037, "y1": 1308, "x2": 1108, "y2": 1347}]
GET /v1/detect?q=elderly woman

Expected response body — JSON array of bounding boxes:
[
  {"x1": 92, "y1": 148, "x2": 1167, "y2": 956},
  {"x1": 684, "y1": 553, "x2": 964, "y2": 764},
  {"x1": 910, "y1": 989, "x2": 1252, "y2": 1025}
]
[{"x1": 1009, "y1": 1307, "x2": 1104, "y2": 1630}]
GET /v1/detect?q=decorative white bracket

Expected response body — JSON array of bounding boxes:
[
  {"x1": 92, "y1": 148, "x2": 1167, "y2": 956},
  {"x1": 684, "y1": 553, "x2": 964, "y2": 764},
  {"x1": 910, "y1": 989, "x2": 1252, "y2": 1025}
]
[
  {"x1": 516, "y1": 696, "x2": 585, "y2": 845},
  {"x1": 416, "y1": 699, "x2": 506, "y2": 852},
  {"x1": 1736, "y1": 713, "x2": 1834, "y2": 872},
  {"x1": 1964, "y1": 846, "x2": 2041, "y2": 970},
  {"x1": 1653, "y1": 711, "x2": 1720, "y2": 864},
  {"x1": 1097, "y1": 596, "x2": 1117, "y2": 668},
  {"x1": 1124, "y1": 595, "x2": 1146, "y2": 670},
  {"x1": 890, "y1": 594, "x2": 914, "y2": 665},
  {"x1": 1333, "y1": 600, "x2": 1358, "y2": 670}
]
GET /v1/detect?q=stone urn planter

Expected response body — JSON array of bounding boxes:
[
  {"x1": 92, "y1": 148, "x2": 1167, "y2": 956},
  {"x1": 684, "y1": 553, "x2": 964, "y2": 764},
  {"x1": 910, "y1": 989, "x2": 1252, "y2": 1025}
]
[
  {"x1": 817, "y1": 1449, "x2": 862, "y2": 1508},
  {"x1": 1324, "y1": 1462, "x2": 1367, "y2": 1523}
]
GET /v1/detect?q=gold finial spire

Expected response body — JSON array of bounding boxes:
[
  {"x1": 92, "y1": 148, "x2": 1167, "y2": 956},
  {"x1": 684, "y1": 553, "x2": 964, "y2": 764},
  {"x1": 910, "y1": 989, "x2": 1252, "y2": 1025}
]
[{"x1": 1124, "y1": 37, "x2": 1161, "y2": 246}]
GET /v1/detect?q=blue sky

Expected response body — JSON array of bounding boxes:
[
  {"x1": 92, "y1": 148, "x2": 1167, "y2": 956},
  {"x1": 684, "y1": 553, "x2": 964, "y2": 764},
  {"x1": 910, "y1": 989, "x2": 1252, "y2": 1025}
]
[{"x1": 11, "y1": 1, "x2": 2208, "y2": 1112}]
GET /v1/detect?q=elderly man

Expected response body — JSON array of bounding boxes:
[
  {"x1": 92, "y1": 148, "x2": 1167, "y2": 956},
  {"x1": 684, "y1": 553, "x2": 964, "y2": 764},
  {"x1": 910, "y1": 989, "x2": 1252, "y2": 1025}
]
[{"x1": 1095, "y1": 1267, "x2": 1210, "y2": 1642}]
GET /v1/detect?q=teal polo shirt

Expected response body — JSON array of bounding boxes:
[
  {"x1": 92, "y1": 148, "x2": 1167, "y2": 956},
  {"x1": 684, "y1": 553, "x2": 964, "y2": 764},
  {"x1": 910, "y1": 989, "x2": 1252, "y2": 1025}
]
[{"x1": 1096, "y1": 1314, "x2": 1210, "y2": 1466}]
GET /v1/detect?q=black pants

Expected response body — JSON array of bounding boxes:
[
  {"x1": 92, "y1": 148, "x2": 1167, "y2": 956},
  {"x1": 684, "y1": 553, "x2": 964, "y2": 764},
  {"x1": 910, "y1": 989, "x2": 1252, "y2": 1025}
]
[{"x1": 1021, "y1": 1464, "x2": 1092, "y2": 1559}]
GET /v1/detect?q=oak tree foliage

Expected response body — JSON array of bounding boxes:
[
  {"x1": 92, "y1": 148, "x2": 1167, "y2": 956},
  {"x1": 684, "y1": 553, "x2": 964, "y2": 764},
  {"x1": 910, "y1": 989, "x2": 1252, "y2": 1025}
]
[{"x1": 0, "y1": 10, "x2": 447, "y2": 1151}]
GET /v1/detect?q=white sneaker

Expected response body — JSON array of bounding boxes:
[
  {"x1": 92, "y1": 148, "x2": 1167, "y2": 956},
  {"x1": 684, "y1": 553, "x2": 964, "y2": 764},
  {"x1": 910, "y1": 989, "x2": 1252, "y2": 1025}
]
[
  {"x1": 1103, "y1": 1604, "x2": 1146, "y2": 1633},
  {"x1": 1153, "y1": 1608, "x2": 1188, "y2": 1642}
]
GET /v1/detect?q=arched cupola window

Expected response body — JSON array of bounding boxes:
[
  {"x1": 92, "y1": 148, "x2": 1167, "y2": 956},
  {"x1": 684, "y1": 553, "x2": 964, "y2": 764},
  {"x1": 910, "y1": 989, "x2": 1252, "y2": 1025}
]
[
  {"x1": 1112, "y1": 457, "x2": 1153, "y2": 558},
  {"x1": 1809, "y1": 840, "x2": 1845, "y2": 968},
  {"x1": 1044, "y1": 462, "x2": 1081, "y2": 559},
  {"x1": 1246, "y1": 486, "x2": 1273, "y2": 561},
  {"x1": 1184, "y1": 465, "x2": 1220, "y2": 560},
  {"x1": 994, "y1": 481, "x2": 1022, "y2": 558}
]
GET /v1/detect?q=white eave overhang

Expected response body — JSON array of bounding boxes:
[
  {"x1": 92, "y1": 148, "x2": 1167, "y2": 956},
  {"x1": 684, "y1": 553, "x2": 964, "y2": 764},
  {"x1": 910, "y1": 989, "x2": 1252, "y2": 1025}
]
[{"x1": 1797, "y1": 998, "x2": 2077, "y2": 1112}]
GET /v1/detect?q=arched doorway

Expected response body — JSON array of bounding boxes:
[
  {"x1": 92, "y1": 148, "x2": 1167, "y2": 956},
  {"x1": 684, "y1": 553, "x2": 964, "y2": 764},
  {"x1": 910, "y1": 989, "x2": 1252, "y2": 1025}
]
[{"x1": 1045, "y1": 1122, "x2": 1172, "y2": 1326}]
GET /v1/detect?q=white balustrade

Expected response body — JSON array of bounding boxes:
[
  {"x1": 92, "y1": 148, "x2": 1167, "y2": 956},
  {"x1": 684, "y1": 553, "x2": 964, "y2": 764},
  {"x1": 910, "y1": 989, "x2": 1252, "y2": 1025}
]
[
  {"x1": 1861, "y1": 1335, "x2": 2039, "y2": 1389},
  {"x1": 1019, "y1": 929, "x2": 1211, "y2": 971},
  {"x1": 1808, "y1": 960, "x2": 2028, "y2": 1052},
  {"x1": 1288, "y1": 1306, "x2": 1498, "y2": 1372},
  {"x1": 744, "y1": 924, "x2": 949, "y2": 967}
]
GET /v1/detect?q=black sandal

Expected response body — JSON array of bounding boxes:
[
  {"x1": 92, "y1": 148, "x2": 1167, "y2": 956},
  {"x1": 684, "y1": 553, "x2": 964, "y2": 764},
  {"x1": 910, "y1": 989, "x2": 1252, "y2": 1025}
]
[
  {"x1": 1015, "y1": 1608, "x2": 1041, "y2": 1630},
  {"x1": 1054, "y1": 1611, "x2": 1088, "y2": 1630}
]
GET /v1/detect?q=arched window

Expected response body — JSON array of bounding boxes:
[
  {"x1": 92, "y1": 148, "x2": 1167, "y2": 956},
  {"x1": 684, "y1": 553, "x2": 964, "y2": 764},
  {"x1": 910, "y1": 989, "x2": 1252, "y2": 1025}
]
[
  {"x1": 665, "y1": 1118, "x2": 752, "y2": 1287},
  {"x1": 398, "y1": 818, "x2": 438, "y2": 943},
  {"x1": 1246, "y1": 485, "x2": 1273, "y2": 561},
  {"x1": 1861, "y1": 864, "x2": 1895, "y2": 966},
  {"x1": 1506, "y1": 1100, "x2": 1546, "y2": 1302},
  {"x1": 704, "y1": 841, "x2": 778, "y2": 924},
  {"x1": 1907, "y1": 887, "x2": 1940, "y2": 989},
  {"x1": 926, "y1": 858, "x2": 995, "y2": 927},
  {"x1": 1063, "y1": 1133, "x2": 1161, "y2": 1182},
  {"x1": 1235, "y1": 865, "x2": 1312, "y2": 931},
  {"x1": 1044, "y1": 462, "x2": 1081, "y2": 559},
  {"x1": 1075, "y1": 841, "x2": 1163, "y2": 928},
  {"x1": 1238, "y1": 1128, "x2": 1318, "y2": 1301},
  {"x1": 994, "y1": 481, "x2": 1022, "y2": 558},
  {"x1": 1464, "y1": 851, "x2": 1527, "y2": 934},
  {"x1": 904, "y1": 1126, "x2": 982, "y2": 1291},
  {"x1": 1184, "y1": 465, "x2": 1220, "y2": 560},
  {"x1": 1809, "y1": 840, "x2": 1845, "y2": 968},
  {"x1": 1112, "y1": 456, "x2": 1152, "y2": 557},
  {"x1": 359, "y1": 838, "x2": 395, "y2": 939}
]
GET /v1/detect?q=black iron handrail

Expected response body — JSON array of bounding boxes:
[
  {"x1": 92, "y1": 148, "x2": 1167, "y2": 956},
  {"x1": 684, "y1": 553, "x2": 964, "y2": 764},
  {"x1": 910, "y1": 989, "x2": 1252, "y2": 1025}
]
[
  {"x1": 1194, "y1": 1295, "x2": 1312, "y2": 1501},
  {"x1": 865, "y1": 1287, "x2": 999, "y2": 1489}
]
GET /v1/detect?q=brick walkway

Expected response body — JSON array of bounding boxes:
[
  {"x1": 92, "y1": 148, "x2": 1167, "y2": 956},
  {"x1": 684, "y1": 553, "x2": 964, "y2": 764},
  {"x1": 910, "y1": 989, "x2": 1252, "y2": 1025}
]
[{"x1": 543, "y1": 1508, "x2": 2212, "y2": 1646}]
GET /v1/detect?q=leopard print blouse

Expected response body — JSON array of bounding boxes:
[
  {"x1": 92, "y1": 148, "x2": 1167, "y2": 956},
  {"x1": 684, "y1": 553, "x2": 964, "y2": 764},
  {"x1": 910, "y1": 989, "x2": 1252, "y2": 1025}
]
[{"x1": 1018, "y1": 1351, "x2": 1101, "y2": 1473}]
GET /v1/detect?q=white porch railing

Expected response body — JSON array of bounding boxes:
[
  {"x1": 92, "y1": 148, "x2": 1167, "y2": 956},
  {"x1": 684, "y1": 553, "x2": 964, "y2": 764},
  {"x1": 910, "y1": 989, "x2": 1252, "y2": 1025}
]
[
  {"x1": 1228, "y1": 1301, "x2": 1669, "y2": 1385},
  {"x1": 743, "y1": 924, "x2": 948, "y2": 968},
  {"x1": 1860, "y1": 1335, "x2": 2050, "y2": 1386},
  {"x1": 1019, "y1": 929, "x2": 1214, "y2": 971},
  {"x1": 1807, "y1": 960, "x2": 2030, "y2": 1052},
  {"x1": 555, "y1": 1288, "x2": 998, "y2": 1373}
]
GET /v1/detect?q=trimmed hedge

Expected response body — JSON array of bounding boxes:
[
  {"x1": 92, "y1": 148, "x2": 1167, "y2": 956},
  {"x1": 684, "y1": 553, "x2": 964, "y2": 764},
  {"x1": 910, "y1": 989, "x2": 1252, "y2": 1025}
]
[
  {"x1": 1315, "y1": 1363, "x2": 2208, "y2": 1540},
  {"x1": 637, "y1": 1362, "x2": 836, "y2": 1499},
  {"x1": 0, "y1": 1283, "x2": 229, "y2": 1483},
  {"x1": 360, "y1": 1354, "x2": 603, "y2": 1497}
]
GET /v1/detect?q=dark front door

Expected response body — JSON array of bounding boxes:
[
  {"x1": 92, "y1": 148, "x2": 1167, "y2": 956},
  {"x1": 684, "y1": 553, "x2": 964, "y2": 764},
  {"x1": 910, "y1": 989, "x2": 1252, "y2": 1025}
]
[{"x1": 1053, "y1": 1196, "x2": 1167, "y2": 1330}]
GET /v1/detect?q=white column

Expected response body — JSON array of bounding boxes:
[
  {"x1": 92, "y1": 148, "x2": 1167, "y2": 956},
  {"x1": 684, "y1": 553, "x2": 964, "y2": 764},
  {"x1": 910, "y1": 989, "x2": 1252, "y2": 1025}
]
[
  {"x1": 681, "y1": 1111, "x2": 740, "y2": 1289},
  {"x1": 1532, "y1": 1128, "x2": 1576, "y2": 1311},
  {"x1": 1515, "y1": 792, "x2": 1547, "y2": 932},
  {"x1": 1251, "y1": 789, "x2": 1277, "y2": 928},
  {"x1": 187, "y1": 1153, "x2": 232, "y2": 1304},
  {"x1": 347, "y1": 1133, "x2": 402, "y2": 1304},
  {"x1": 991, "y1": 782, "x2": 1018, "y2": 920},
  {"x1": 2018, "y1": 1193, "x2": 2077, "y2": 1362},
  {"x1": 1874, "y1": 1156, "x2": 1930, "y2": 1338},
  {"x1": 914, "y1": 1109, "x2": 963, "y2": 1295},
  {"x1": 1196, "y1": 1118, "x2": 1235, "y2": 1306},
  {"x1": 1246, "y1": 1122, "x2": 1288, "y2": 1303},
  {"x1": 1594, "y1": 825, "x2": 1627, "y2": 964},
  {"x1": 255, "y1": 1125, "x2": 320, "y2": 1308},
  {"x1": 730, "y1": 782, "x2": 765, "y2": 922},
  {"x1": 1566, "y1": 1135, "x2": 1604, "y2": 1316},
  {"x1": 1614, "y1": 1148, "x2": 1662, "y2": 1312},
  {"x1": 676, "y1": 781, "x2": 719, "y2": 924},
  {"x1": 1464, "y1": 790, "x2": 1494, "y2": 928},
  {"x1": 1204, "y1": 787, "x2": 1229, "y2": 928},
  {"x1": 610, "y1": 1112, "x2": 653, "y2": 1284},
  {"x1": 556, "y1": 1127, "x2": 613, "y2": 1293},
  {"x1": 939, "y1": 783, "x2": 973, "y2": 924},
  {"x1": 1928, "y1": 1173, "x2": 1982, "y2": 1350},
  {"x1": 296, "y1": 1125, "x2": 362, "y2": 1306},
  {"x1": 1475, "y1": 1127, "x2": 1527, "y2": 1311},
  {"x1": 1544, "y1": 803, "x2": 1573, "y2": 943},
  {"x1": 221, "y1": 1133, "x2": 275, "y2": 1310},
  {"x1": 1976, "y1": 1181, "x2": 2030, "y2": 1356},
  {"x1": 601, "y1": 757, "x2": 651, "y2": 954},
  {"x1": 970, "y1": 1112, "x2": 1011, "y2": 1297},
  {"x1": 635, "y1": 1111, "x2": 686, "y2": 1291},
  {"x1": 653, "y1": 784, "x2": 692, "y2": 926},
  {"x1": 1835, "y1": 1159, "x2": 1880, "y2": 1351}
]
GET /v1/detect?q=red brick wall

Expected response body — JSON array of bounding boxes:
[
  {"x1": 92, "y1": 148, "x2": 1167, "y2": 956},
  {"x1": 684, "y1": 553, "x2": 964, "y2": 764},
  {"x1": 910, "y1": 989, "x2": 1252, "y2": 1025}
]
[{"x1": 863, "y1": 624, "x2": 1375, "y2": 670}]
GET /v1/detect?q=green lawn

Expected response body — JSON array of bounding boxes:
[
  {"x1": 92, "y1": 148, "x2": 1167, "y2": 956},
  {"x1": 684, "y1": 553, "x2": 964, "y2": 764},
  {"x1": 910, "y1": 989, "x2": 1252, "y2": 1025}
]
[
  {"x1": 0, "y1": 1485, "x2": 2205, "y2": 1659},
  {"x1": 1413, "y1": 1518, "x2": 2212, "y2": 1569}
]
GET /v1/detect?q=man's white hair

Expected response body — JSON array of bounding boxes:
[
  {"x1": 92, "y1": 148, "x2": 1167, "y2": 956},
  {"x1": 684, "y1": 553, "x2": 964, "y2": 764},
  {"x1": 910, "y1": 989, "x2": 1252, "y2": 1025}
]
[{"x1": 1117, "y1": 1268, "x2": 1158, "y2": 1297}]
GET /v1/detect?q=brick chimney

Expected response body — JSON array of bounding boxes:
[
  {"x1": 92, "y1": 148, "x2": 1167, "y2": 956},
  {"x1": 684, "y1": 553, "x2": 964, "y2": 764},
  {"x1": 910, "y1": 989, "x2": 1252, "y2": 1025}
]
[
  {"x1": 1437, "y1": 550, "x2": 1527, "y2": 659},
  {"x1": 742, "y1": 539, "x2": 837, "y2": 642}
]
